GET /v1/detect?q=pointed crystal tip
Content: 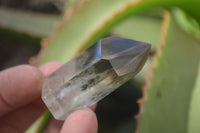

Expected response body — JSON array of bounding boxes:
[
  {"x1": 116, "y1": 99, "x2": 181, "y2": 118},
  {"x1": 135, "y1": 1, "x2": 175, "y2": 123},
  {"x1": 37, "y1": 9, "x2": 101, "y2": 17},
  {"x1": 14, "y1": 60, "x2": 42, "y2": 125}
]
[
  {"x1": 101, "y1": 36, "x2": 151, "y2": 76},
  {"x1": 42, "y1": 36, "x2": 151, "y2": 120}
]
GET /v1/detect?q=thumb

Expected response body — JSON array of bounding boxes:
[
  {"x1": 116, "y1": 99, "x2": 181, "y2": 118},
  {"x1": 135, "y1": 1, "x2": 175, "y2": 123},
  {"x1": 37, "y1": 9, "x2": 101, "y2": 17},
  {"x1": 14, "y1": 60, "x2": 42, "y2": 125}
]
[{"x1": 60, "y1": 108, "x2": 98, "y2": 133}]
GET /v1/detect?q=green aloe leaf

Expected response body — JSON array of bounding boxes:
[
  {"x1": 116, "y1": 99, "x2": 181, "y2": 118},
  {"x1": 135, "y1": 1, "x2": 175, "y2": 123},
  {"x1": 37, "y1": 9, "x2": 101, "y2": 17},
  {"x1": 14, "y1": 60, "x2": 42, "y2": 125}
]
[
  {"x1": 0, "y1": 7, "x2": 59, "y2": 38},
  {"x1": 137, "y1": 13, "x2": 200, "y2": 133},
  {"x1": 188, "y1": 64, "x2": 200, "y2": 133},
  {"x1": 66, "y1": 0, "x2": 83, "y2": 7},
  {"x1": 173, "y1": 8, "x2": 200, "y2": 40},
  {"x1": 36, "y1": 0, "x2": 200, "y2": 66},
  {"x1": 110, "y1": 15, "x2": 162, "y2": 51}
]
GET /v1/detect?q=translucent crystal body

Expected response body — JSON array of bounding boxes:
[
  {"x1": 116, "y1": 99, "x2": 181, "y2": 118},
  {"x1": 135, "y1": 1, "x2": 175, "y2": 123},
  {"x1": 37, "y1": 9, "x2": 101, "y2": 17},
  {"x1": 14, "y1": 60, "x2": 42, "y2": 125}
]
[{"x1": 42, "y1": 36, "x2": 151, "y2": 120}]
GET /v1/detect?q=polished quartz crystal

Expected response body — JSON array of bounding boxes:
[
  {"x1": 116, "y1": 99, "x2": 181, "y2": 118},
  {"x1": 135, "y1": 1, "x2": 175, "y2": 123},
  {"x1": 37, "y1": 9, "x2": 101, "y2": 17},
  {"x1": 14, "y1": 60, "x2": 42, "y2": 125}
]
[{"x1": 42, "y1": 36, "x2": 151, "y2": 120}]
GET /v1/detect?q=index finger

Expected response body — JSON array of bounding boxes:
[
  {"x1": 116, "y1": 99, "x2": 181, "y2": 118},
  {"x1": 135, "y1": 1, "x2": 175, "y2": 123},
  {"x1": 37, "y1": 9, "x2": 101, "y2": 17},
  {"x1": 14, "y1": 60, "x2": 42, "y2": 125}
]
[{"x1": 0, "y1": 65, "x2": 44, "y2": 116}]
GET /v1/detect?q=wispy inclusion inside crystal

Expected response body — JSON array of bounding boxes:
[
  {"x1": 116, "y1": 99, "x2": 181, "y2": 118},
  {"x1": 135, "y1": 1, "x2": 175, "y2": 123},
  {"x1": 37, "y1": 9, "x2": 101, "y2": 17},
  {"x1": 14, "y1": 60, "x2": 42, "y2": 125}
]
[{"x1": 42, "y1": 36, "x2": 151, "y2": 120}]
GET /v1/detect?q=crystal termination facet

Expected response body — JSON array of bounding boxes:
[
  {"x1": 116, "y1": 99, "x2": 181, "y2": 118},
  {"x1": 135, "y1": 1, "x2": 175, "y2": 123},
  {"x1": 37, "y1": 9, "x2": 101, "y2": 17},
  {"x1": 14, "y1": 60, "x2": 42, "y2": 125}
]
[{"x1": 42, "y1": 36, "x2": 151, "y2": 120}]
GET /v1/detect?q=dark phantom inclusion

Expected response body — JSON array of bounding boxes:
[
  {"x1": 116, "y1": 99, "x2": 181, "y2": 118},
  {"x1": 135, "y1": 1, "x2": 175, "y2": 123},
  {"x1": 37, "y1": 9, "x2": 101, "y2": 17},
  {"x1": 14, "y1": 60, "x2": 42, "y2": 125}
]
[{"x1": 42, "y1": 36, "x2": 151, "y2": 120}]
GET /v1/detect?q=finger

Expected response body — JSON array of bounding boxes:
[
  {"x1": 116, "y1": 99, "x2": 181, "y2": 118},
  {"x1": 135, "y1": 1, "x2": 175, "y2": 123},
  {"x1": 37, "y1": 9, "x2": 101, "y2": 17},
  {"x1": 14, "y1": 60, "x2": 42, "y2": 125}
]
[
  {"x1": 0, "y1": 65, "x2": 44, "y2": 116},
  {"x1": 0, "y1": 62, "x2": 63, "y2": 133},
  {"x1": 39, "y1": 61, "x2": 63, "y2": 77},
  {"x1": 44, "y1": 117, "x2": 64, "y2": 133},
  {"x1": 0, "y1": 99, "x2": 45, "y2": 133},
  {"x1": 43, "y1": 104, "x2": 97, "y2": 133},
  {"x1": 61, "y1": 109, "x2": 98, "y2": 133}
]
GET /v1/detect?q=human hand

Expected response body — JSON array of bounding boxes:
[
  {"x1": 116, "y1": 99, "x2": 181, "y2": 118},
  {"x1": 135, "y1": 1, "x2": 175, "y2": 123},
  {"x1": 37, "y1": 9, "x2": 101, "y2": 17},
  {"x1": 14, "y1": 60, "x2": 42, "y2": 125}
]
[{"x1": 0, "y1": 62, "x2": 98, "y2": 133}]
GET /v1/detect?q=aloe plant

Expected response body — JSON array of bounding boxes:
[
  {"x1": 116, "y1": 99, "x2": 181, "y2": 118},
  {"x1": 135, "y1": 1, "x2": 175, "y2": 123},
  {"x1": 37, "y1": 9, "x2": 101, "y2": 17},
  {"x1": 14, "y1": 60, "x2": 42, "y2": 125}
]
[{"x1": 0, "y1": 0, "x2": 200, "y2": 132}]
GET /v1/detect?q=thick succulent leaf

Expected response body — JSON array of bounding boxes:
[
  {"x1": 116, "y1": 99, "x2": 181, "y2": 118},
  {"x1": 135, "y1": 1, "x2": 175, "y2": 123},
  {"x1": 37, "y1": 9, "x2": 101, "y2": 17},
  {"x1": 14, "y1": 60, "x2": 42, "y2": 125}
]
[
  {"x1": 137, "y1": 13, "x2": 200, "y2": 133},
  {"x1": 63, "y1": 0, "x2": 91, "y2": 23},
  {"x1": 188, "y1": 65, "x2": 200, "y2": 133},
  {"x1": 0, "y1": 7, "x2": 59, "y2": 38},
  {"x1": 37, "y1": 0, "x2": 200, "y2": 66},
  {"x1": 66, "y1": 0, "x2": 82, "y2": 7},
  {"x1": 173, "y1": 8, "x2": 200, "y2": 40},
  {"x1": 111, "y1": 16, "x2": 162, "y2": 51}
]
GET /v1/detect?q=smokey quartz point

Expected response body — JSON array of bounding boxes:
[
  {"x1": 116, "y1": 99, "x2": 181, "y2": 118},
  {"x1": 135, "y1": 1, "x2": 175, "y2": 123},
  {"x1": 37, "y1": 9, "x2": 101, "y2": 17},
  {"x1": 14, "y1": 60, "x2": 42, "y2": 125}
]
[{"x1": 42, "y1": 36, "x2": 151, "y2": 120}]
